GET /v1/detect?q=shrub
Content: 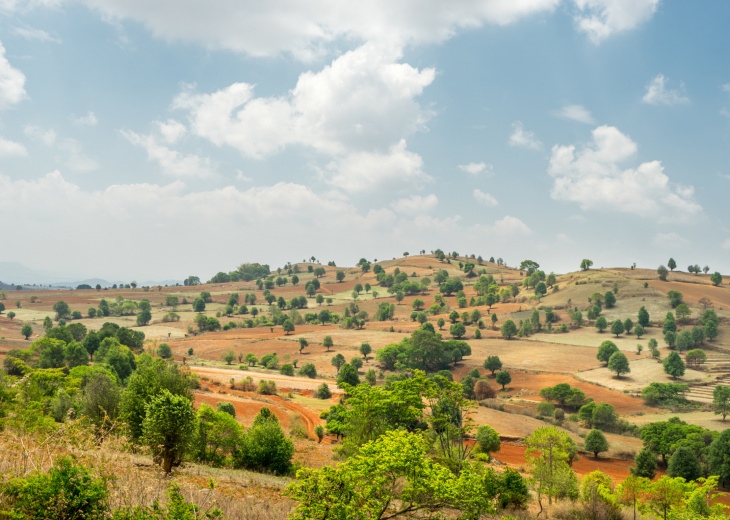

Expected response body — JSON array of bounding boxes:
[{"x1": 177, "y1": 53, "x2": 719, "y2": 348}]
[
  {"x1": 156, "y1": 343, "x2": 172, "y2": 359},
  {"x1": 474, "y1": 380, "x2": 496, "y2": 400},
  {"x1": 0, "y1": 457, "x2": 109, "y2": 519},
  {"x1": 280, "y1": 363, "x2": 294, "y2": 376},
  {"x1": 216, "y1": 401, "x2": 236, "y2": 417},
  {"x1": 537, "y1": 401, "x2": 555, "y2": 417},
  {"x1": 298, "y1": 363, "x2": 317, "y2": 378},
  {"x1": 316, "y1": 383, "x2": 332, "y2": 399},
  {"x1": 233, "y1": 409, "x2": 293, "y2": 475},
  {"x1": 257, "y1": 380, "x2": 277, "y2": 395}
]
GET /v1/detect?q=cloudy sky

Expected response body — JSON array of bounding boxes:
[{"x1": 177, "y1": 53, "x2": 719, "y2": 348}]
[{"x1": 0, "y1": 1, "x2": 728, "y2": 281}]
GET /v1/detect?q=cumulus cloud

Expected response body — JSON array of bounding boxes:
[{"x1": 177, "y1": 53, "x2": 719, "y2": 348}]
[
  {"x1": 652, "y1": 232, "x2": 688, "y2": 248},
  {"x1": 121, "y1": 129, "x2": 214, "y2": 178},
  {"x1": 0, "y1": 136, "x2": 27, "y2": 157},
  {"x1": 0, "y1": 41, "x2": 26, "y2": 108},
  {"x1": 390, "y1": 194, "x2": 438, "y2": 215},
  {"x1": 70, "y1": 0, "x2": 560, "y2": 59},
  {"x1": 642, "y1": 74, "x2": 689, "y2": 106},
  {"x1": 473, "y1": 189, "x2": 498, "y2": 206},
  {"x1": 13, "y1": 26, "x2": 61, "y2": 43},
  {"x1": 551, "y1": 104, "x2": 595, "y2": 124},
  {"x1": 509, "y1": 121, "x2": 543, "y2": 150},
  {"x1": 155, "y1": 119, "x2": 186, "y2": 144},
  {"x1": 492, "y1": 215, "x2": 532, "y2": 236},
  {"x1": 459, "y1": 162, "x2": 491, "y2": 175},
  {"x1": 174, "y1": 44, "x2": 435, "y2": 159},
  {"x1": 573, "y1": 0, "x2": 659, "y2": 44},
  {"x1": 324, "y1": 139, "x2": 430, "y2": 193},
  {"x1": 72, "y1": 111, "x2": 98, "y2": 126},
  {"x1": 0, "y1": 170, "x2": 462, "y2": 278},
  {"x1": 24, "y1": 125, "x2": 98, "y2": 172},
  {"x1": 548, "y1": 125, "x2": 702, "y2": 222}
]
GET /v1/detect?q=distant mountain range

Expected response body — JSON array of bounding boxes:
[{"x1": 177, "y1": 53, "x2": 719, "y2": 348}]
[{"x1": 0, "y1": 261, "x2": 181, "y2": 289}]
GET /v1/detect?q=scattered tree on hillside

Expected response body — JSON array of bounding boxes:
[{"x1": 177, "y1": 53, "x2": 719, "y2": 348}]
[
  {"x1": 496, "y1": 370, "x2": 511, "y2": 390},
  {"x1": 607, "y1": 351, "x2": 630, "y2": 377},
  {"x1": 713, "y1": 385, "x2": 730, "y2": 421},
  {"x1": 711, "y1": 272, "x2": 722, "y2": 286},
  {"x1": 595, "y1": 316, "x2": 607, "y2": 332},
  {"x1": 580, "y1": 259, "x2": 593, "y2": 271},
  {"x1": 323, "y1": 335, "x2": 333, "y2": 352},
  {"x1": 584, "y1": 429, "x2": 610, "y2": 458},
  {"x1": 484, "y1": 356, "x2": 502, "y2": 375},
  {"x1": 657, "y1": 265, "x2": 669, "y2": 281},
  {"x1": 664, "y1": 351, "x2": 686, "y2": 379},
  {"x1": 610, "y1": 319, "x2": 625, "y2": 337},
  {"x1": 638, "y1": 306, "x2": 650, "y2": 327},
  {"x1": 142, "y1": 390, "x2": 196, "y2": 473},
  {"x1": 597, "y1": 341, "x2": 619, "y2": 365},
  {"x1": 500, "y1": 320, "x2": 517, "y2": 340},
  {"x1": 667, "y1": 258, "x2": 677, "y2": 271},
  {"x1": 631, "y1": 448, "x2": 657, "y2": 479}
]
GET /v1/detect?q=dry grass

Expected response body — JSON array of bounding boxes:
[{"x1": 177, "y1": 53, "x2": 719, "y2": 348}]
[{"x1": 0, "y1": 424, "x2": 292, "y2": 520}]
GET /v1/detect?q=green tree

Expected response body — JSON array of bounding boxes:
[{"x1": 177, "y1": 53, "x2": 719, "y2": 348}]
[
  {"x1": 496, "y1": 370, "x2": 511, "y2": 390},
  {"x1": 638, "y1": 306, "x2": 650, "y2": 327},
  {"x1": 595, "y1": 316, "x2": 608, "y2": 332},
  {"x1": 52, "y1": 300, "x2": 70, "y2": 320},
  {"x1": 136, "y1": 309, "x2": 152, "y2": 326},
  {"x1": 634, "y1": 323, "x2": 644, "y2": 338},
  {"x1": 607, "y1": 351, "x2": 630, "y2": 377},
  {"x1": 711, "y1": 271, "x2": 722, "y2": 286},
  {"x1": 667, "y1": 258, "x2": 677, "y2": 271},
  {"x1": 337, "y1": 363, "x2": 360, "y2": 388},
  {"x1": 323, "y1": 335, "x2": 333, "y2": 351},
  {"x1": 610, "y1": 319, "x2": 625, "y2": 337},
  {"x1": 64, "y1": 341, "x2": 90, "y2": 368},
  {"x1": 331, "y1": 353, "x2": 346, "y2": 372},
  {"x1": 359, "y1": 342, "x2": 372, "y2": 360},
  {"x1": 286, "y1": 430, "x2": 498, "y2": 520},
  {"x1": 484, "y1": 356, "x2": 502, "y2": 375},
  {"x1": 142, "y1": 389, "x2": 196, "y2": 473},
  {"x1": 535, "y1": 282, "x2": 547, "y2": 297},
  {"x1": 645, "y1": 476, "x2": 690, "y2": 520},
  {"x1": 675, "y1": 330, "x2": 693, "y2": 353},
  {"x1": 282, "y1": 319, "x2": 295, "y2": 335},
  {"x1": 235, "y1": 408, "x2": 293, "y2": 475},
  {"x1": 476, "y1": 425, "x2": 501, "y2": 455},
  {"x1": 675, "y1": 303, "x2": 691, "y2": 322},
  {"x1": 596, "y1": 340, "x2": 619, "y2": 364},
  {"x1": 657, "y1": 265, "x2": 669, "y2": 281},
  {"x1": 584, "y1": 429, "x2": 609, "y2": 458},
  {"x1": 21, "y1": 323, "x2": 32, "y2": 339},
  {"x1": 299, "y1": 363, "x2": 317, "y2": 378},
  {"x1": 709, "y1": 429, "x2": 730, "y2": 487},
  {"x1": 713, "y1": 385, "x2": 730, "y2": 421},
  {"x1": 450, "y1": 322, "x2": 466, "y2": 339},
  {"x1": 500, "y1": 319, "x2": 517, "y2": 339},
  {"x1": 580, "y1": 259, "x2": 593, "y2": 271},
  {"x1": 192, "y1": 298, "x2": 205, "y2": 312},
  {"x1": 604, "y1": 291, "x2": 616, "y2": 308},
  {"x1": 526, "y1": 426, "x2": 579, "y2": 507},
  {"x1": 630, "y1": 447, "x2": 657, "y2": 479},
  {"x1": 663, "y1": 351, "x2": 686, "y2": 379},
  {"x1": 667, "y1": 446, "x2": 701, "y2": 481},
  {"x1": 437, "y1": 317, "x2": 445, "y2": 330}
]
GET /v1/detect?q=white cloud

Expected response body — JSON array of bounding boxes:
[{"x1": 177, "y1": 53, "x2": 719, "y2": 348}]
[
  {"x1": 174, "y1": 44, "x2": 435, "y2": 159},
  {"x1": 0, "y1": 41, "x2": 26, "y2": 108},
  {"x1": 0, "y1": 135, "x2": 27, "y2": 157},
  {"x1": 324, "y1": 139, "x2": 430, "y2": 193},
  {"x1": 24, "y1": 125, "x2": 56, "y2": 146},
  {"x1": 72, "y1": 111, "x2": 98, "y2": 126},
  {"x1": 551, "y1": 104, "x2": 595, "y2": 124},
  {"x1": 652, "y1": 232, "x2": 688, "y2": 248},
  {"x1": 556, "y1": 233, "x2": 574, "y2": 244},
  {"x1": 390, "y1": 194, "x2": 438, "y2": 215},
  {"x1": 473, "y1": 188, "x2": 498, "y2": 206},
  {"x1": 24, "y1": 125, "x2": 98, "y2": 171},
  {"x1": 509, "y1": 121, "x2": 543, "y2": 150},
  {"x1": 13, "y1": 26, "x2": 61, "y2": 43},
  {"x1": 724, "y1": 83, "x2": 730, "y2": 94},
  {"x1": 73, "y1": 0, "x2": 560, "y2": 59},
  {"x1": 548, "y1": 125, "x2": 702, "y2": 222},
  {"x1": 155, "y1": 119, "x2": 186, "y2": 144},
  {"x1": 121, "y1": 129, "x2": 214, "y2": 178},
  {"x1": 58, "y1": 138, "x2": 99, "y2": 172},
  {"x1": 458, "y1": 162, "x2": 491, "y2": 175},
  {"x1": 642, "y1": 74, "x2": 689, "y2": 106},
  {"x1": 492, "y1": 215, "x2": 532, "y2": 236},
  {"x1": 573, "y1": 0, "x2": 659, "y2": 44},
  {"x1": 722, "y1": 238, "x2": 730, "y2": 251}
]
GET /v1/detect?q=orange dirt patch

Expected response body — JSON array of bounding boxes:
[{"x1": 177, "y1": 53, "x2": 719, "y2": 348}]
[
  {"x1": 489, "y1": 371, "x2": 657, "y2": 416},
  {"x1": 646, "y1": 280, "x2": 730, "y2": 310}
]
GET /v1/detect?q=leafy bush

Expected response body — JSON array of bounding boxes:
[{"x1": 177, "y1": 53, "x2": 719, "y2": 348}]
[
  {"x1": 257, "y1": 380, "x2": 277, "y2": 395},
  {"x1": 316, "y1": 383, "x2": 332, "y2": 399},
  {"x1": 298, "y1": 363, "x2": 317, "y2": 378},
  {"x1": 280, "y1": 363, "x2": 294, "y2": 376},
  {"x1": 0, "y1": 457, "x2": 109, "y2": 519}
]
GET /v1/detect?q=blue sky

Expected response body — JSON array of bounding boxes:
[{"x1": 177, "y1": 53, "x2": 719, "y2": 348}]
[{"x1": 0, "y1": 0, "x2": 728, "y2": 282}]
